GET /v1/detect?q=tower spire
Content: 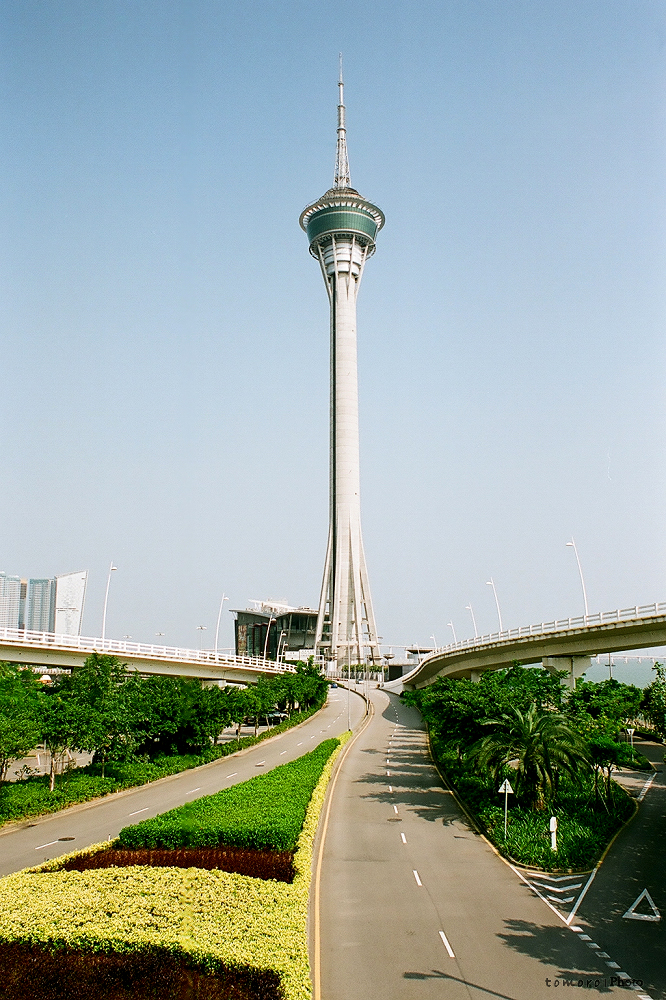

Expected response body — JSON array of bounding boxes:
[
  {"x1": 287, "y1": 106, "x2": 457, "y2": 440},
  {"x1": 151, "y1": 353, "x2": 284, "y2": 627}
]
[{"x1": 334, "y1": 53, "x2": 351, "y2": 188}]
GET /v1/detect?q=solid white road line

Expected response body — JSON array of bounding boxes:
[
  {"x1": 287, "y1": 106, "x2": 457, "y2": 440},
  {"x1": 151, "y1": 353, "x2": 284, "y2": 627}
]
[
  {"x1": 35, "y1": 840, "x2": 59, "y2": 850},
  {"x1": 129, "y1": 808, "x2": 148, "y2": 816},
  {"x1": 401, "y1": 833, "x2": 407, "y2": 844},
  {"x1": 413, "y1": 870, "x2": 422, "y2": 886},
  {"x1": 439, "y1": 930, "x2": 455, "y2": 958},
  {"x1": 638, "y1": 772, "x2": 656, "y2": 802}
]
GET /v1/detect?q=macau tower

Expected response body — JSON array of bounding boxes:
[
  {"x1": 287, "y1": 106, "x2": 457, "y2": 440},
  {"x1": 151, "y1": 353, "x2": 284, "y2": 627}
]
[{"x1": 300, "y1": 64, "x2": 383, "y2": 669}]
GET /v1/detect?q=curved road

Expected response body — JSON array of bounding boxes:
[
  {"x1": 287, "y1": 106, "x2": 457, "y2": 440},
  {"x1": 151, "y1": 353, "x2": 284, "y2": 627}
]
[
  {"x1": 0, "y1": 686, "x2": 365, "y2": 877},
  {"x1": 317, "y1": 689, "x2": 635, "y2": 999}
]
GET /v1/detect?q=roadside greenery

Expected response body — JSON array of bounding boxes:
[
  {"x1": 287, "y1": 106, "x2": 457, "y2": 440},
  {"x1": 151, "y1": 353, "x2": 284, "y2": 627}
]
[
  {"x1": 116, "y1": 739, "x2": 338, "y2": 851},
  {"x1": 0, "y1": 656, "x2": 329, "y2": 826},
  {"x1": 0, "y1": 734, "x2": 352, "y2": 1000},
  {"x1": 404, "y1": 665, "x2": 651, "y2": 869}
]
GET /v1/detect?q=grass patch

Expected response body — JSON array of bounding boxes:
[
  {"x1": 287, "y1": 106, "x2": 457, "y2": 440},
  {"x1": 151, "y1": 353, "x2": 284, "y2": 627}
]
[
  {"x1": 430, "y1": 732, "x2": 635, "y2": 870},
  {"x1": 0, "y1": 702, "x2": 325, "y2": 827},
  {"x1": 0, "y1": 732, "x2": 352, "y2": 1000}
]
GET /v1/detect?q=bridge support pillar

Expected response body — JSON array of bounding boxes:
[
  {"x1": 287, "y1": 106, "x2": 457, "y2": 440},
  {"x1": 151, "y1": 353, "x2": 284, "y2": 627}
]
[
  {"x1": 469, "y1": 669, "x2": 481, "y2": 683},
  {"x1": 542, "y1": 655, "x2": 590, "y2": 690}
]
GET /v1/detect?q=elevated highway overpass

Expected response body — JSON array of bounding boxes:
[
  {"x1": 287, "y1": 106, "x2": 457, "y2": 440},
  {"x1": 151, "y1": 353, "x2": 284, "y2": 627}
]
[
  {"x1": 0, "y1": 627, "x2": 294, "y2": 685},
  {"x1": 385, "y1": 601, "x2": 666, "y2": 691}
]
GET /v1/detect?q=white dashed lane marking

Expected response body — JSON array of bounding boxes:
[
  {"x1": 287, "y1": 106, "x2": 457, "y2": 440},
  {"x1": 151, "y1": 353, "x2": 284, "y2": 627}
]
[
  {"x1": 413, "y1": 870, "x2": 422, "y2": 886},
  {"x1": 129, "y1": 808, "x2": 148, "y2": 816},
  {"x1": 439, "y1": 930, "x2": 455, "y2": 958}
]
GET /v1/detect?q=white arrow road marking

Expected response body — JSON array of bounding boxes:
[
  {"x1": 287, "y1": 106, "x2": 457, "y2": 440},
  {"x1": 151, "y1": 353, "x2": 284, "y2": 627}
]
[{"x1": 623, "y1": 889, "x2": 661, "y2": 922}]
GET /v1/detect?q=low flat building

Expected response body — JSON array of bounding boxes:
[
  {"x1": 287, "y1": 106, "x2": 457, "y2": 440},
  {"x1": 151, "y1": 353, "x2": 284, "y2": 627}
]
[{"x1": 232, "y1": 600, "x2": 318, "y2": 662}]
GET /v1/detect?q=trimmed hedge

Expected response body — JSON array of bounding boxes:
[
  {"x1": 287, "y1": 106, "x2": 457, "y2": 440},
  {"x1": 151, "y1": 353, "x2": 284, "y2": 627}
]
[
  {"x1": 116, "y1": 739, "x2": 338, "y2": 852},
  {"x1": 0, "y1": 702, "x2": 325, "y2": 827},
  {"x1": 0, "y1": 732, "x2": 352, "y2": 1000}
]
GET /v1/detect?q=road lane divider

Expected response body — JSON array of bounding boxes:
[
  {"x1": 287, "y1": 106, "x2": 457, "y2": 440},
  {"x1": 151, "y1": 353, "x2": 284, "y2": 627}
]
[
  {"x1": 35, "y1": 840, "x2": 59, "y2": 850},
  {"x1": 128, "y1": 808, "x2": 148, "y2": 816},
  {"x1": 400, "y1": 833, "x2": 407, "y2": 844},
  {"x1": 413, "y1": 870, "x2": 422, "y2": 886},
  {"x1": 439, "y1": 930, "x2": 455, "y2": 958}
]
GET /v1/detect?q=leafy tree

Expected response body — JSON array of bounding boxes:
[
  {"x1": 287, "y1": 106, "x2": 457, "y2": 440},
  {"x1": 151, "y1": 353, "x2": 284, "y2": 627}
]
[
  {"x1": 0, "y1": 663, "x2": 41, "y2": 782},
  {"x1": 641, "y1": 663, "x2": 666, "y2": 739},
  {"x1": 60, "y1": 653, "x2": 140, "y2": 777},
  {"x1": 565, "y1": 678, "x2": 643, "y2": 738},
  {"x1": 468, "y1": 704, "x2": 590, "y2": 810},
  {"x1": 38, "y1": 690, "x2": 90, "y2": 792}
]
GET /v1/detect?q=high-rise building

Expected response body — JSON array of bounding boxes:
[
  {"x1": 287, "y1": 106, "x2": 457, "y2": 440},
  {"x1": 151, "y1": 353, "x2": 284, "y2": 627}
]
[
  {"x1": 0, "y1": 570, "x2": 87, "y2": 635},
  {"x1": 0, "y1": 573, "x2": 22, "y2": 629},
  {"x1": 300, "y1": 65, "x2": 383, "y2": 668},
  {"x1": 25, "y1": 578, "x2": 56, "y2": 632}
]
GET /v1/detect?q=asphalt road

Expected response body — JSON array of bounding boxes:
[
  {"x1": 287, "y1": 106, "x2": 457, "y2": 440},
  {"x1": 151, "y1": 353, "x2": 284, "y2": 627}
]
[
  {"x1": 317, "y1": 689, "x2": 632, "y2": 1000},
  {"x1": 0, "y1": 686, "x2": 366, "y2": 876},
  {"x1": 576, "y1": 738, "x2": 665, "y2": 999}
]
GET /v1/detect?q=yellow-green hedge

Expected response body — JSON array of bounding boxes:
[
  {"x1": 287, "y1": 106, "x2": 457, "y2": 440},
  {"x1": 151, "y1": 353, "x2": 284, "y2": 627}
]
[{"x1": 0, "y1": 731, "x2": 352, "y2": 1000}]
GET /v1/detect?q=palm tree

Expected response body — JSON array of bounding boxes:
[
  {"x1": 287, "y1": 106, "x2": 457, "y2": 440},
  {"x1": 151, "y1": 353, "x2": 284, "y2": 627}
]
[{"x1": 468, "y1": 704, "x2": 589, "y2": 810}]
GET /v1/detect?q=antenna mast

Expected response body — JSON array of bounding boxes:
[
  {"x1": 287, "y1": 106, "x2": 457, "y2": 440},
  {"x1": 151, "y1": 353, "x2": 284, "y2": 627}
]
[{"x1": 334, "y1": 53, "x2": 351, "y2": 188}]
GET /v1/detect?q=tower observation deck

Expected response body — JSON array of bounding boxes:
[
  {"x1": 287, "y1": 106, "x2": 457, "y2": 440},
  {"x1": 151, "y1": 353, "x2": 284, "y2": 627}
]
[{"x1": 300, "y1": 64, "x2": 384, "y2": 668}]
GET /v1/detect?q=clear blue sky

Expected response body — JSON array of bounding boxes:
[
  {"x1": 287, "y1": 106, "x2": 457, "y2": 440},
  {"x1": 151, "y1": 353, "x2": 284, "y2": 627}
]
[{"x1": 2, "y1": 1, "x2": 665, "y2": 655}]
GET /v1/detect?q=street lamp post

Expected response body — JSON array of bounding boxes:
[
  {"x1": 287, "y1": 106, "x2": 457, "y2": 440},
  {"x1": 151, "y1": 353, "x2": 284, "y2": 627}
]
[
  {"x1": 101, "y1": 562, "x2": 117, "y2": 644},
  {"x1": 566, "y1": 538, "x2": 589, "y2": 619},
  {"x1": 447, "y1": 622, "x2": 457, "y2": 644},
  {"x1": 214, "y1": 594, "x2": 229, "y2": 662},
  {"x1": 486, "y1": 578, "x2": 503, "y2": 633},
  {"x1": 196, "y1": 625, "x2": 207, "y2": 650},
  {"x1": 430, "y1": 634, "x2": 437, "y2": 651},
  {"x1": 466, "y1": 604, "x2": 478, "y2": 638}
]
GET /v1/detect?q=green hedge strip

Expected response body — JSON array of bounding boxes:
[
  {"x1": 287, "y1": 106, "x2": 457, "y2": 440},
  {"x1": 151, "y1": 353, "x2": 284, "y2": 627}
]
[{"x1": 116, "y1": 739, "x2": 339, "y2": 852}]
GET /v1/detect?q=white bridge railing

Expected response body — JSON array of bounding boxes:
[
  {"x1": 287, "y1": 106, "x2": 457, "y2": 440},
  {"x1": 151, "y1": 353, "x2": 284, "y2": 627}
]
[
  {"x1": 423, "y1": 601, "x2": 666, "y2": 661},
  {"x1": 0, "y1": 628, "x2": 295, "y2": 675}
]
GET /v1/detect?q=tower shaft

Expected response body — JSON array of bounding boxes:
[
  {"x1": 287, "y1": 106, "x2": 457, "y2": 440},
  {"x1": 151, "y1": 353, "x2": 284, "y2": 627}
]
[
  {"x1": 315, "y1": 236, "x2": 379, "y2": 666},
  {"x1": 300, "y1": 68, "x2": 384, "y2": 670}
]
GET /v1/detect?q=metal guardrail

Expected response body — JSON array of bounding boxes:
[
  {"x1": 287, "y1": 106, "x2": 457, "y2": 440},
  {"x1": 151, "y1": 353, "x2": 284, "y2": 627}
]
[
  {"x1": 422, "y1": 601, "x2": 666, "y2": 662},
  {"x1": 0, "y1": 628, "x2": 295, "y2": 675}
]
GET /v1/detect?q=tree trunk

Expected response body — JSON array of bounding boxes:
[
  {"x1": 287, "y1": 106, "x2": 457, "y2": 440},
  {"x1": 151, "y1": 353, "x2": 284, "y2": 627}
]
[{"x1": 49, "y1": 754, "x2": 56, "y2": 793}]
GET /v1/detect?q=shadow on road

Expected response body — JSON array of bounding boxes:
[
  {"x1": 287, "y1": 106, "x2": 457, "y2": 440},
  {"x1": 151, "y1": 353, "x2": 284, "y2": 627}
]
[
  {"x1": 497, "y1": 919, "x2": 617, "y2": 993},
  {"x1": 404, "y1": 969, "x2": 519, "y2": 999}
]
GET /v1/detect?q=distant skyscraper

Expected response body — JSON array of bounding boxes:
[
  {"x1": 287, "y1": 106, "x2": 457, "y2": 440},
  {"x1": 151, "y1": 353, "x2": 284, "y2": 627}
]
[
  {"x1": 0, "y1": 573, "x2": 21, "y2": 629},
  {"x1": 0, "y1": 569, "x2": 87, "y2": 635},
  {"x1": 25, "y1": 578, "x2": 56, "y2": 632},
  {"x1": 300, "y1": 64, "x2": 383, "y2": 668}
]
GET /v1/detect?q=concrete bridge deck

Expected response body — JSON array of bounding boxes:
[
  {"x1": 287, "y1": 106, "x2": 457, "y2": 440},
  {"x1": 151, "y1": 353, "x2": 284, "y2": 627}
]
[
  {"x1": 385, "y1": 601, "x2": 666, "y2": 690},
  {"x1": 0, "y1": 628, "x2": 294, "y2": 684}
]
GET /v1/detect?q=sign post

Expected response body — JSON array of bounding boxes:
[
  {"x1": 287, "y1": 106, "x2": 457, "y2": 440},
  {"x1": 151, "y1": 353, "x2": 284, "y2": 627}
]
[
  {"x1": 550, "y1": 815, "x2": 558, "y2": 852},
  {"x1": 498, "y1": 778, "x2": 514, "y2": 838}
]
